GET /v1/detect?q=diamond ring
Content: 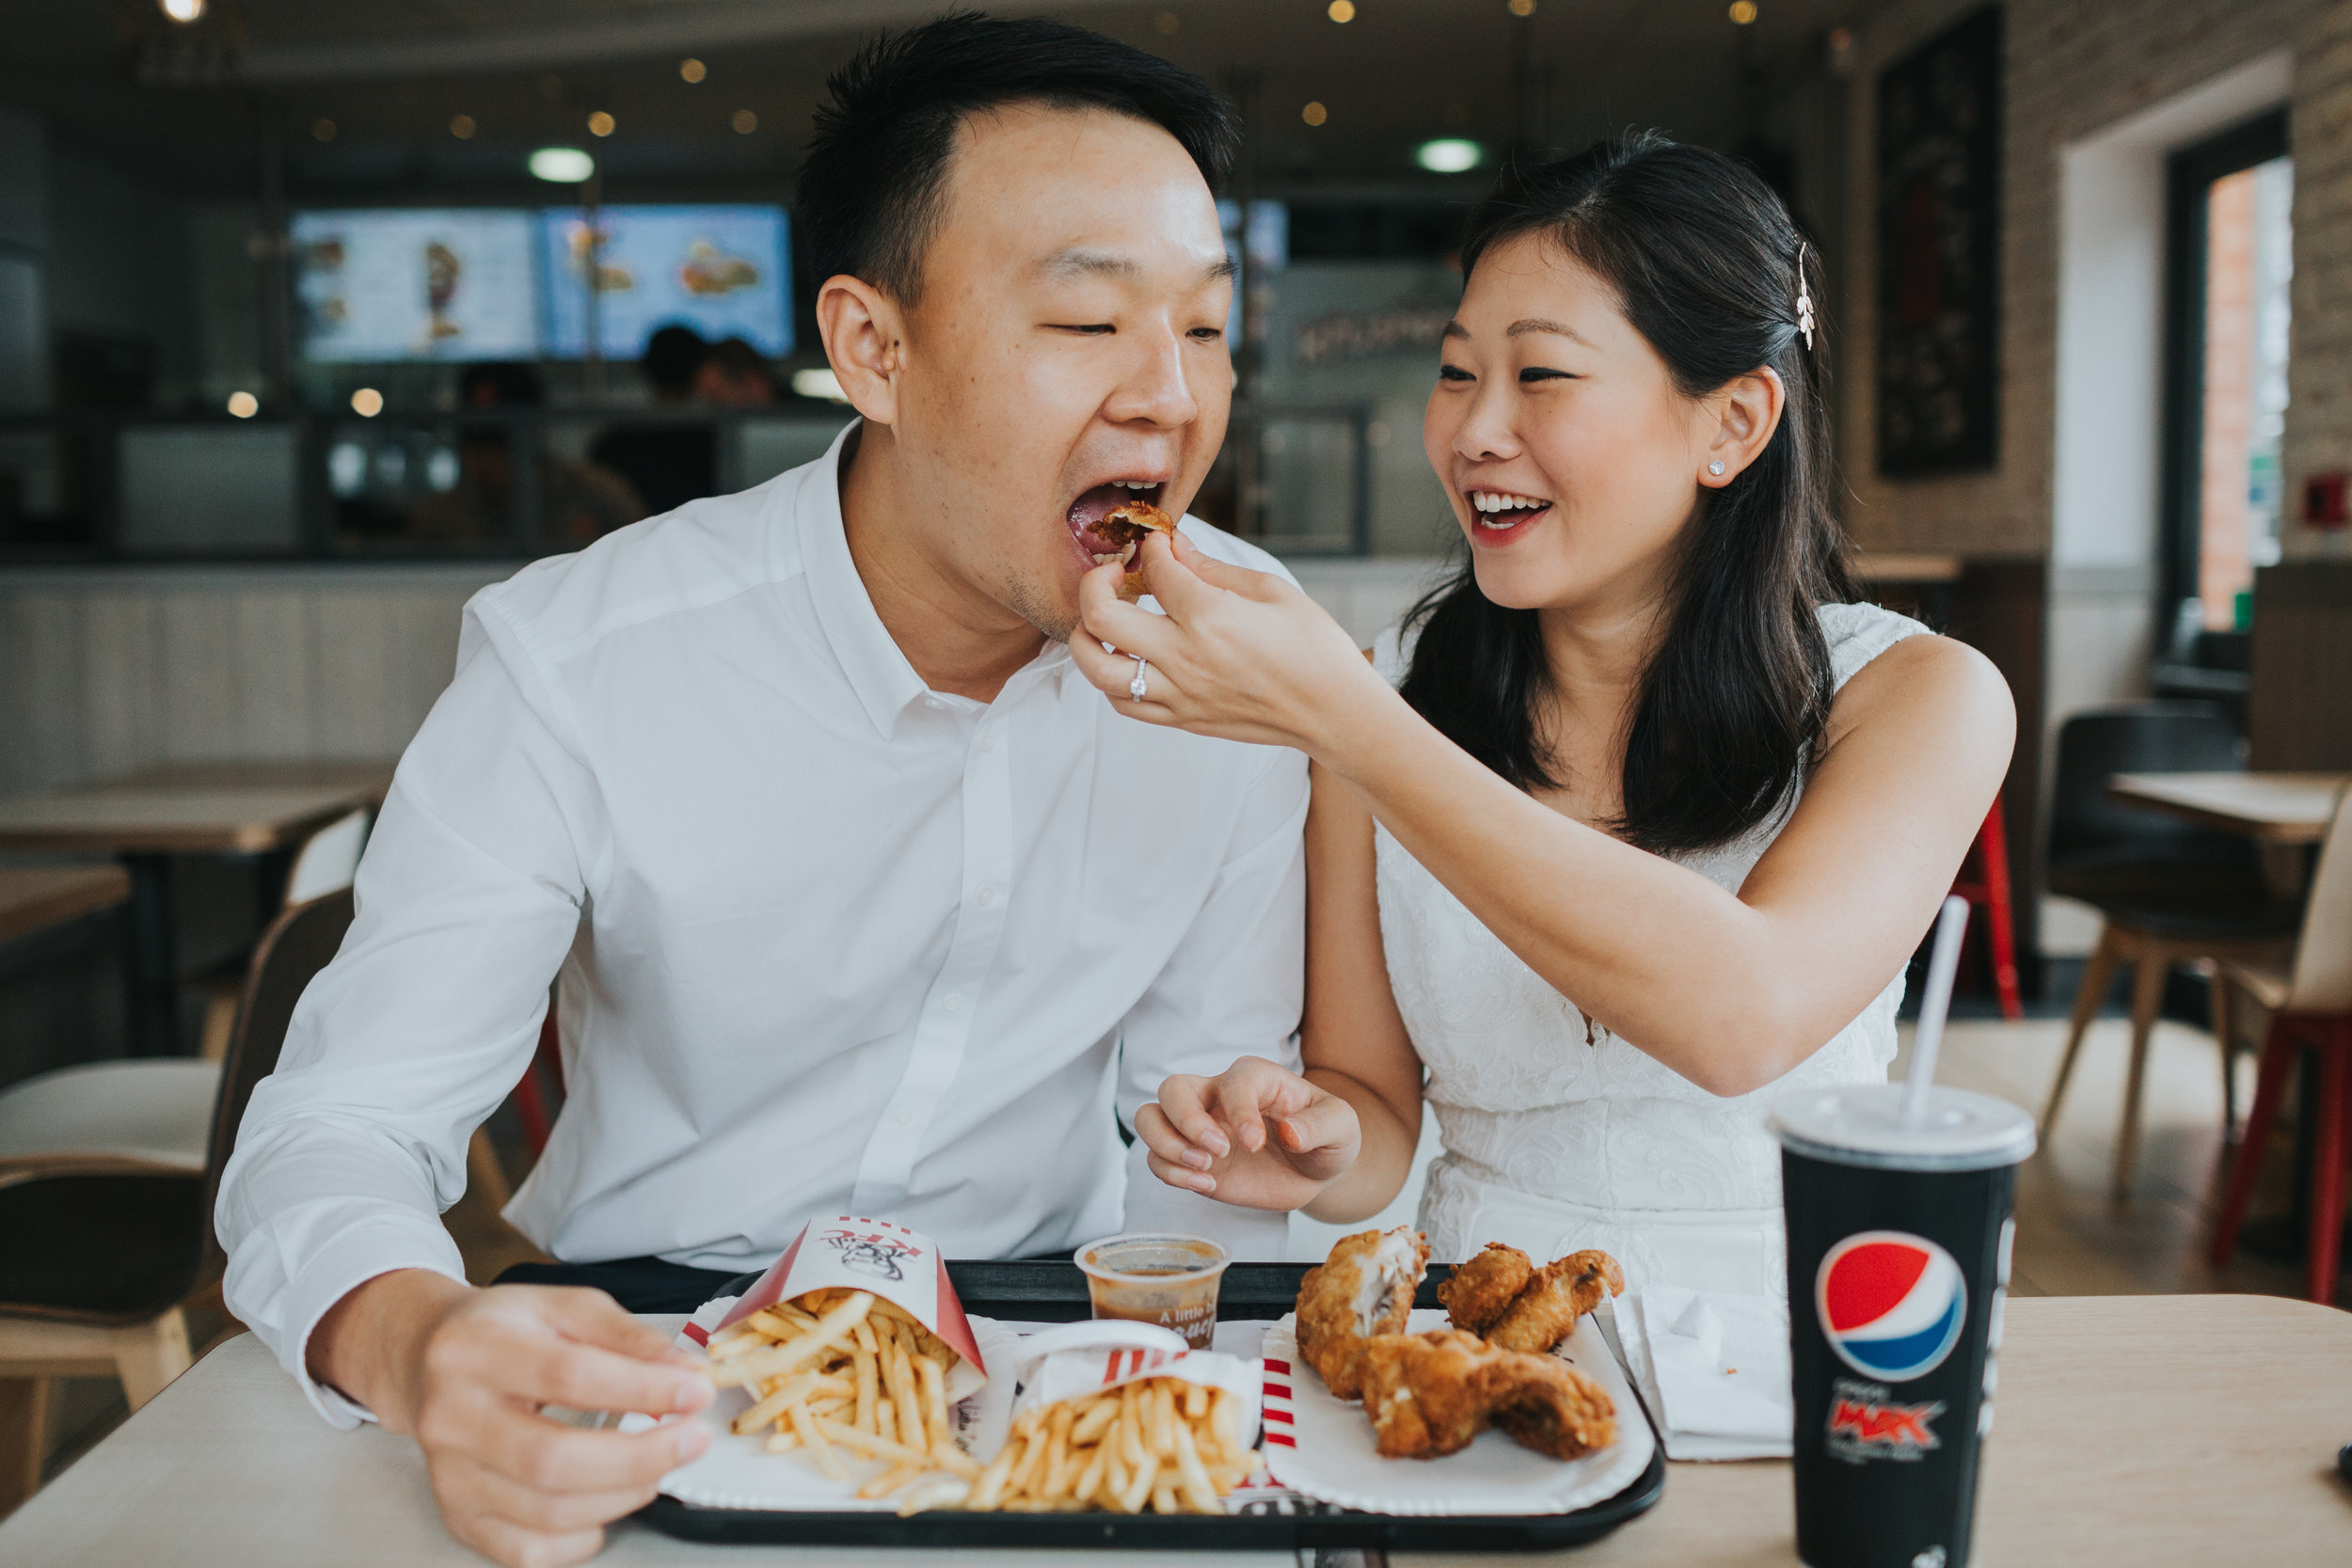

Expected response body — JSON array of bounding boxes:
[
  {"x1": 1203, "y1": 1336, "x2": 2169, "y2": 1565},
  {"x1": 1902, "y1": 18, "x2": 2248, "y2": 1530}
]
[{"x1": 1129, "y1": 657, "x2": 1150, "y2": 702}]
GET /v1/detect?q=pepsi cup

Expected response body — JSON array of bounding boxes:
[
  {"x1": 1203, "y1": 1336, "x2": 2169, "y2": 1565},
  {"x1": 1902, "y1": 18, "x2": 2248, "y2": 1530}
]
[{"x1": 1771, "y1": 1083, "x2": 2035, "y2": 1568}]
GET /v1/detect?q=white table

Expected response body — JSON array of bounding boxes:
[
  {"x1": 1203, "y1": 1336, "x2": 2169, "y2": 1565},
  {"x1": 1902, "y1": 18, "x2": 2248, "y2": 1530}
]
[{"x1": 4, "y1": 1295, "x2": 2347, "y2": 1565}]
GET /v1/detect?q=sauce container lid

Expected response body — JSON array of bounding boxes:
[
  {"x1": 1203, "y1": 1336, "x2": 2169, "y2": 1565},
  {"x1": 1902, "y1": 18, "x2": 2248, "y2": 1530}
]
[{"x1": 1771, "y1": 1082, "x2": 2037, "y2": 1172}]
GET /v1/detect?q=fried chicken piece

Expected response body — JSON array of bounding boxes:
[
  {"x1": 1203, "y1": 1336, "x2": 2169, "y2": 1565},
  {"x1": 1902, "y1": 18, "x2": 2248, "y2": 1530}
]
[
  {"x1": 1486, "y1": 1249, "x2": 1625, "y2": 1354},
  {"x1": 1359, "y1": 1329, "x2": 1617, "y2": 1462},
  {"x1": 1099, "y1": 501, "x2": 1178, "y2": 602},
  {"x1": 1438, "y1": 1243, "x2": 1534, "y2": 1336},
  {"x1": 1293, "y1": 1227, "x2": 1429, "y2": 1401}
]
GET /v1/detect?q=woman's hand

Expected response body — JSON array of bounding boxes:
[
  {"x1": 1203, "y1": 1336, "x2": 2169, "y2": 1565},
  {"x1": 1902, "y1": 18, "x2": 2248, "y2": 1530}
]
[
  {"x1": 1069, "y1": 531, "x2": 1392, "y2": 757},
  {"x1": 1136, "y1": 1056, "x2": 1361, "y2": 1212}
]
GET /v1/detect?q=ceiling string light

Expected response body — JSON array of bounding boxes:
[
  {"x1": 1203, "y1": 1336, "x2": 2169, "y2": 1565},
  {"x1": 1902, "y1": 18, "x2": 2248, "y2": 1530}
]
[
  {"x1": 159, "y1": 0, "x2": 205, "y2": 23},
  {"x1": 449, "y1": 114, "x2": 476, "y2": 139},
  {"x1": 732, "y1": 109, "x2": 759, "y2": 134},
  {"x1": 679, "y1": 58, "x2": 707, "y2": 83},
  {"x1": 1729, "y1": 1, "x2": 1758, "y2": 22},
  {"x1": 1415, "y1": 138, "x2": 1483, "y2": 173},
  {"x1": 1301, "y1": 101, "x2": 1328, "y2": 127},
  {"x1": 529, "y1": 146, "x2": 596, "y2": 182},
  {"x1": 586, "y1": 111, "x2": 616, "y2": 137},
  {"x1": 1327, "y1": 1, "x2": 1355, "y2": 21}
]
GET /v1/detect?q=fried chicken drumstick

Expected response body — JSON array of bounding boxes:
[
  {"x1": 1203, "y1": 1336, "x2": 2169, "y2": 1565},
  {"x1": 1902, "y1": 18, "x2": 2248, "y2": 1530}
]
[
  {"x1": 1359, "y1": 1329, "x2": 1618, "y2": 1461},
  {"x1": 1485, "y1": 1249, "x2": 1625, "y2": 1354},
  {"x1": 1437, "y1": 1243, "x2": 1534, "y2": 1336},
  {"x1": 1293, "y1": 1226, "x2": 1429, "y2": 1401}
]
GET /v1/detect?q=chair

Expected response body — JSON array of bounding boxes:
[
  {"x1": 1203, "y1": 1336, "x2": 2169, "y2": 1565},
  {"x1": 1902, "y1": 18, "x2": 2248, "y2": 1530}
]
[
  {"x1": 0, "y1": 889, "x2": 354, "y2": 1515},
  {"x1": 197, "y1": 808, "x2": 370, "y2": 1062},
  {"x1": 2209, "y1": 786, "x2": 2352, "y2": 1304},
  {"x1": 1951, "y1": 793, "x2": 2023, "y2": 1022},
  {"x1": 2040, "y1": 704, "x2": 2299, "y2": 1199}
]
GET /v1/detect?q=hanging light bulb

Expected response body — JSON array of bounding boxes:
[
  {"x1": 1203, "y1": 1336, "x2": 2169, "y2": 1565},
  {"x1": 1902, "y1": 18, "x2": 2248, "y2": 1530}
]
[{"x1": 160, "y1": 0, "x2": 205, "y2": 23}]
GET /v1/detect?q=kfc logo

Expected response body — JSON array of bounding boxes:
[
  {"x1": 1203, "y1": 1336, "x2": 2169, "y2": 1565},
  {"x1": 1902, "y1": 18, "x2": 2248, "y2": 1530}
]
[{"x1": 822, "y1": 1227, "x2": 920, "y2": 1281}]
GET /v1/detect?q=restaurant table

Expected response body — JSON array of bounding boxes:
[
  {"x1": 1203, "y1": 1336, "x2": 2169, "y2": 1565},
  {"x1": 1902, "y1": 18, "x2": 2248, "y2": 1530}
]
[
  {"x1": 0, "y1": 864, "x2": 131, "y2": 947},
  {"x1": 2107, "y1": 770, "x2": 2351, "y2": 846},
  {"x1": 2, "y1": 1293, "x2": 2344, "y2": 1566},
  {"x1": 0, "y1": 766, "x2": 388, "y2": 1055}
]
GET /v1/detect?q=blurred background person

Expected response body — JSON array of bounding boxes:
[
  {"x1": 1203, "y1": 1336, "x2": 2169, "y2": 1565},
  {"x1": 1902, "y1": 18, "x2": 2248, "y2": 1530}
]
[
  {"x1": 591, "y1": 323, "x2": 720, "y2": 516},
  {"x1": 692, "y1": 336, "x2": 781, "y2": 406},
  {"x1": 413, "y1": 362, "x2": 644, "y2": 544}
]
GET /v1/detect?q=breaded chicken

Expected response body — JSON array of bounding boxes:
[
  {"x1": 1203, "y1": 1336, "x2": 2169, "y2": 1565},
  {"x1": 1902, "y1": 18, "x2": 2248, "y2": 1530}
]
[
  {"x1": 1099, "y1": 500, "x2": 1178, "y2": 602},
  {"x1": 1359, "y1": 1329, "x2": 1617, "y2": 1461},
  {"x1": 1486, "y1": 1249, "x2": 1625, "y2": 1354},
  {"x1": 1438, "y1": 1243, "x2": 1534, "y2": 1335},
  {"x1": 1294, "y1": 1227, "x2": 1429, "y2": 1401}
]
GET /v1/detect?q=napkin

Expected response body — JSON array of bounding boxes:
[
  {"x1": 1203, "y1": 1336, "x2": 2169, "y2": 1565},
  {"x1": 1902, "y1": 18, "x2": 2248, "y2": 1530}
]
[{"x1": 1613, "y1": 1287, "x2": 1792, "y2": 1461}]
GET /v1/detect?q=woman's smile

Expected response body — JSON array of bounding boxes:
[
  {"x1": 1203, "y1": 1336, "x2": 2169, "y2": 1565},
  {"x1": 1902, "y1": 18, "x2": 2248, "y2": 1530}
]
[{"x1": 1464, "y1": 487, "x2": 1553, "y2": 546}]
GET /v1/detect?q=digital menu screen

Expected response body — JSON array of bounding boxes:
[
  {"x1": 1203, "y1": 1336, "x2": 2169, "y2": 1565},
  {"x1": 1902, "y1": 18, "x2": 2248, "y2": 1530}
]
[
  {"x1": 292, "y1": 209, "x2": 541, "y2": 362},
  {"x1": 539, "y1": 204, "x2": 793, "y2": 360}
]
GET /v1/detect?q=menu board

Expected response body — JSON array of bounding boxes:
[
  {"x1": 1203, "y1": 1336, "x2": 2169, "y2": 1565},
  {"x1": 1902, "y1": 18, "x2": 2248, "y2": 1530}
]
[
  {"x1": 540, "y1": 204, "x2": 793, "y2": 359},
  {"x1": 292, "y1": 209, "x2": 541, "y2": 362}
]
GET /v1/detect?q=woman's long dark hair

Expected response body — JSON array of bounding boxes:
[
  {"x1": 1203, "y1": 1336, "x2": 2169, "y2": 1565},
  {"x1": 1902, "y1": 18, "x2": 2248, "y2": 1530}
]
[{"x1": 1399, "y1": 131, "x2": 1855, "y2": 855}]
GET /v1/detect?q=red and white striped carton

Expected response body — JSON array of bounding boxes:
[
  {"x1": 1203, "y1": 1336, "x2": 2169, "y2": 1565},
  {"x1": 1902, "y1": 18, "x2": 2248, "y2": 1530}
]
[
  {"x1": 688, "y1": 1215, "x2": 989, "y2": 1403},
  {"x1": 1009, "y1": 1329, "x2": 1261, "y2": 1443}
]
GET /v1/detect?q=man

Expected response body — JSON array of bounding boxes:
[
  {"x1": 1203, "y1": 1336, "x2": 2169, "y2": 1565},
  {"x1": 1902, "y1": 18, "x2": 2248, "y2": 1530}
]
[{"x1": 217, "y1": 17, "x2": 1301, "y2": 1566}]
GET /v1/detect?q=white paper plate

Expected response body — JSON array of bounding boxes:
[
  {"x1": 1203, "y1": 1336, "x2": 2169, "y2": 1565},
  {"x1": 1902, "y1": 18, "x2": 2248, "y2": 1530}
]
[
  {"x1": 648, "y1": 1311, "x2": 1022, "y2": 1513},
  {"x1": 1261, "y1": 1308, "x2": 1656, "y2": 1516}
]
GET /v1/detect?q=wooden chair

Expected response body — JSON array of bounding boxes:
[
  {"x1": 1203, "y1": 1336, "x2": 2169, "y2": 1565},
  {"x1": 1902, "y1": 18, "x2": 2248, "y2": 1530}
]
[
  {"x1": 2040, "y1": 705, "x2": 2298, "y2": 1199},
  {"x1": 0, "y1": 889, "x2": 354, "y2": 1517},
  {"x1": 2209, "y1": 786, "x2": 2352, "y2": 1304},
  {"x1": 197, "y1": 807, "x2": 370, "y2": 1062}
]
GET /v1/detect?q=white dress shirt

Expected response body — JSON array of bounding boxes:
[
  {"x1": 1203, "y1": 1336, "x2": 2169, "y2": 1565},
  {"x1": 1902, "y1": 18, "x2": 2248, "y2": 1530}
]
[{"x1": 217, "y1": 421, "x2": 1307, "y2": 1425}]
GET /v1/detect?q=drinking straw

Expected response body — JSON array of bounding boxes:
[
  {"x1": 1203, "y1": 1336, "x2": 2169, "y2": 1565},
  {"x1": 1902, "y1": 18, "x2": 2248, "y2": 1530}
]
[{"x1": 1903, "y1": 895, "x2": 1973, "y2": 1127}]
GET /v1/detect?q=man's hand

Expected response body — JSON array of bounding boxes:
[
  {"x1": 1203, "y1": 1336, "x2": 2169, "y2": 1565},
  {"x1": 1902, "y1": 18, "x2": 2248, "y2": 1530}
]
[
  {"x1": 310, "y1": 1269, "x2": 714, "y2": 1568},
  {"x1": 1136, "y1": 1055, "x2": 1361, "y2": 1212}
]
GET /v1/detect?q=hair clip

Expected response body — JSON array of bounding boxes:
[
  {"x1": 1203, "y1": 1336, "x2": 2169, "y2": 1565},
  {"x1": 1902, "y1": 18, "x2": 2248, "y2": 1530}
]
[{"x1": 1794, "y1": 242, "x2": 1815, "y2": 352}]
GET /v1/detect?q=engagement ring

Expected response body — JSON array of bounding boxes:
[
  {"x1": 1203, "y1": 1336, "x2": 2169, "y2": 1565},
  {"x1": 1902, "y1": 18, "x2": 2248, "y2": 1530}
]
[{"x1": 1129, "y1": 657, "x2": 1150, "y2": 702}]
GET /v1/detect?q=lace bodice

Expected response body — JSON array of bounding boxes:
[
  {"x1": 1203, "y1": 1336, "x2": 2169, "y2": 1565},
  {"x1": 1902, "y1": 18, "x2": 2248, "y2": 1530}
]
[{"x1": 1371, "y1": 602, "x2": 1930, "y2": 1291}]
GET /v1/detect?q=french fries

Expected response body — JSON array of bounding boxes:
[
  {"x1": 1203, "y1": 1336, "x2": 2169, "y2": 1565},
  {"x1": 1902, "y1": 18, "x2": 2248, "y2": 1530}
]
[
  {"x1": 963, "y1": 1376, "x2": 1261, "y2": 1515},
  {"x1": 705, "y1": 1288, "x2": 977, "y2": 1510}
]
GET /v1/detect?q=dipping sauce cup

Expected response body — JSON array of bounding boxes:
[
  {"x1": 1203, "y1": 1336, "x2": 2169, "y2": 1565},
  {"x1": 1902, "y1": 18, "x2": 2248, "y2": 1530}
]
[{"x1": 1075, "y1": 1232, "x2": 1230, "y2": 1349}]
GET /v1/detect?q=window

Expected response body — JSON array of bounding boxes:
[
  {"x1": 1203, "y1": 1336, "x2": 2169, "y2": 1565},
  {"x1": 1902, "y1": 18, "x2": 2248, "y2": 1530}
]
[{"x1": 2161, "y1": 111, "x2": 2291, "y2": 641}]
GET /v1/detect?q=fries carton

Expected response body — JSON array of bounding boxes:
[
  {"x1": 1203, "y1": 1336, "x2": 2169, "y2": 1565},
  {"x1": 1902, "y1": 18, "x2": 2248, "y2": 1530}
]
[
  {"x1": 1012, "y1": 1327, "x2": 1260, "y2": 1437},
  {"x1": 707, "y1": 1215, "x2": 989, "y2": 1402}
]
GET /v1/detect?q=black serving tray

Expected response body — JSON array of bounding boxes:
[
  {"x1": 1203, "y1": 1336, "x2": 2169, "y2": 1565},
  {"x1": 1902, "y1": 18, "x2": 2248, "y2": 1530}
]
[{"x1": 635, "y1": 1259, "x2": 1665, "y2": 1552}]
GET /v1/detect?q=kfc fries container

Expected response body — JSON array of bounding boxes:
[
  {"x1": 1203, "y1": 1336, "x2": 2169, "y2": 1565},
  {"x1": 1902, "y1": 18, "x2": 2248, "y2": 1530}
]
[
  {"x1": 710, "y1": 1216, "x2": 990, "y2": 1400},
  {"x1": 1771, "y1": 1084, "x2": 2035, "y2": 1568}
]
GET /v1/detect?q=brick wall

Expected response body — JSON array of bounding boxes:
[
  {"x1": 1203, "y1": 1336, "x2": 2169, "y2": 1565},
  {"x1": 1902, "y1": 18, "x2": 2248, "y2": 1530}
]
[{"x1": 1838, "y1": 0, "x2": 2352, "y2": 561}]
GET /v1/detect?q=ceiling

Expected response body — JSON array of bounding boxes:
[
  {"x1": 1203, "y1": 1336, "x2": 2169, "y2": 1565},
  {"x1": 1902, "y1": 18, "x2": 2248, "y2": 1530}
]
[{"x1": 0, "y1": 0, "x2": 1873, "y2": 202}]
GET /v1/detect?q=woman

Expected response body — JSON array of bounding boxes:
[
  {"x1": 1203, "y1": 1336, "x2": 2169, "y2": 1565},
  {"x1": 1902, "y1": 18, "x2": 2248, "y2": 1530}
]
[{"x1": 1070, "y1": 134, "x2": 2014, "y2": 1297}]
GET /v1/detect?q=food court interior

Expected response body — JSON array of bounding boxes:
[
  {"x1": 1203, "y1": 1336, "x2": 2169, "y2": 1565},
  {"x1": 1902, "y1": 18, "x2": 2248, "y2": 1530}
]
[{"x1": 2, "y1": 0, "x2": 2350, "y2": 1525}]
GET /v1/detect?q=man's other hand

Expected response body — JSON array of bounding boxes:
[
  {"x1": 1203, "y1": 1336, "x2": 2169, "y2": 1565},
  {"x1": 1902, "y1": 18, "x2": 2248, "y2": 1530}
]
[
  {"x1": 310, "y1": 1270, "x2": 714, "y2": 1567},
  {"x1": 1137, "y1": 1055, "x2": 1361, "y2": 1212}
]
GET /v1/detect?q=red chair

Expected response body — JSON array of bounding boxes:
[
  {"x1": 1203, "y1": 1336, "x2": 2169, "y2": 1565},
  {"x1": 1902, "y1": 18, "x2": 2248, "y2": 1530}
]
[
  {"x1": 1950, "y1": 794, "x2": 2023, "y2": 1022},
  {"x1": 2209, "y1": 785, "x2": 2352, "y2": 1303},
  {"x1": 510, "y1": 1000, "x2": 565, "y2": 1156}
]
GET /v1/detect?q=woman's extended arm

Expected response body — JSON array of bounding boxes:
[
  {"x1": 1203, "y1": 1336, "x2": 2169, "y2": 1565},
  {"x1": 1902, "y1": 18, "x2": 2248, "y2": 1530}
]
[
  {"x1": 1076, "y1": 539, "x2": 2015, "y2": 1097},
  {"x1": 1136, "y1": 760, "x2": 1427, "y2": 1220}
]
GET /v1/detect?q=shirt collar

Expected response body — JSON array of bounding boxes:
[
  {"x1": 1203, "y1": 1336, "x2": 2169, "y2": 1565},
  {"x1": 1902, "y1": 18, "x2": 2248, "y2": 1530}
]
[{"x1": 800, "y1": 420, "x2": 931, "y2": 739}]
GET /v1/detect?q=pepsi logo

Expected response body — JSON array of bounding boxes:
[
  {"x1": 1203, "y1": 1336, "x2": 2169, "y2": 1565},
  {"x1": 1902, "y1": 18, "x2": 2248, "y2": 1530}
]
[{"x1": 1816, "y1": 1230, "x2": 1966, "y2": 1382}]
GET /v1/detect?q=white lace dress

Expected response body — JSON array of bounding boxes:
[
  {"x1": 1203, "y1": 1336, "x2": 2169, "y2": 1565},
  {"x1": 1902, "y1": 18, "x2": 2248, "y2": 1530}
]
[{"x1": 1370, "y1": 602, "x2": 1930, "y2": 1298}]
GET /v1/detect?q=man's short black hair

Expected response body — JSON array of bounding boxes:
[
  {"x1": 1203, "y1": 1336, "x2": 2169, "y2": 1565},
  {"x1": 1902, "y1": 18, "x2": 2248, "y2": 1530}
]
[
  {"x1": 798, "y1": 11, "x2": 1239, "y2": 305},
  {"x1": 643, "y1": 324, "x2": 708, "y2": 396}
]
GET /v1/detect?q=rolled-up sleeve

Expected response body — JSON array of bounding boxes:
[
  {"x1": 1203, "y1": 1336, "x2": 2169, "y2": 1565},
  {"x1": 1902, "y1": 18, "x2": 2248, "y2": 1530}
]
[
  {"x1": 1115, "y1": 741, "x2": 1310, "y2": 1258},
  {"x1": 215, "y1": 596, "x2": 599, "y2": 1426}
]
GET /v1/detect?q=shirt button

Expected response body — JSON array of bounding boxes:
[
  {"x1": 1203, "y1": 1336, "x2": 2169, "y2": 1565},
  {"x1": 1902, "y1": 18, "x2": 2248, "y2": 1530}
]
[
  {"x1": 978, "y1": 729, "x2": 997, "y2": 752},
  {"x1": 976, "y1": 885, "x2": 996, "y2": 906},
  {"x1": 942, "y1": 992, "x2": 964, "y2": 1012},
  {"x1": 893, "y1": 1110, "x2": 915, "y2": 1128}
]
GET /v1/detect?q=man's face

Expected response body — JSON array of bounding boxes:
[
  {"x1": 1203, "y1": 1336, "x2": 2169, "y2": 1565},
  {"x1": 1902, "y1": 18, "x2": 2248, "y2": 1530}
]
[{"x1": 887, "y1": 104, "x2": 1233, "y2": 641}]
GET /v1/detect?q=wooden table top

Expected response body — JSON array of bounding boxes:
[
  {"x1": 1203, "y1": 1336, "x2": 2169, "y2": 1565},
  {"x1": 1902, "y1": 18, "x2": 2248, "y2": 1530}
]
[
  {"x1": 2109, "y1": 770, "x2": 2350, "y2": 844},
  {"x1": 0, "y1": 783, "x2": 374, "y2": 855},
  {"x1": 1, "y1": 1293, "x2": 2344, "y2": 1566},
  {"x1": 114, "y1": 759, "x2": 397, "y2": 805},
  {"x1": 0, "y1": 864, "x2": 132, "y2": 945}
]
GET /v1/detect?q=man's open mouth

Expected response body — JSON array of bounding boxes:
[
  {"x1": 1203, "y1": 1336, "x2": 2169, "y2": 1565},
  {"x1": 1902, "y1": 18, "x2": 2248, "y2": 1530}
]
[{"x1": 1068, "y1": 480, "x2": 1167, "y2": 566}]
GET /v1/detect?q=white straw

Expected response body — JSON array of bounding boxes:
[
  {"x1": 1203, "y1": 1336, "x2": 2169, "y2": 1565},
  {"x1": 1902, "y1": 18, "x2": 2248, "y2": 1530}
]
[{"x1": 1903, "y1": 895, "x2": 1973, "y2": 1127}]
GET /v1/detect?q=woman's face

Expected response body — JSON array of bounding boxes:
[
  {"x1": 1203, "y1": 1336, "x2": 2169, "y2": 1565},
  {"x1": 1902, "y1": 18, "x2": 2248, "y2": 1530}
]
[{"x1": 1422, "y1": 232, "x2": 1723, "y2": 617}]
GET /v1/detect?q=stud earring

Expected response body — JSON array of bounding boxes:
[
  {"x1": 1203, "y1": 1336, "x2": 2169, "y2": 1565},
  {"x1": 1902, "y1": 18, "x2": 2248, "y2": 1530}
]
[{"x1": 1708, "y1": 460, "x2": 1725, "y2": 476}]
